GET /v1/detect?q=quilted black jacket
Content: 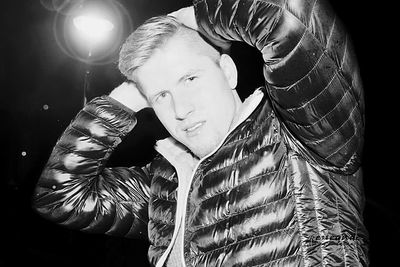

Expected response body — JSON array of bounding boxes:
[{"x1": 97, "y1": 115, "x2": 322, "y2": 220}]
[{"x1": 33, "y1": 0, "x2": 368, "y2": 266}]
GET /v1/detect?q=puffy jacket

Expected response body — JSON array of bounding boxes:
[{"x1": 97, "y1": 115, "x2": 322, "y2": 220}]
[{"x1": 33, "y1": 0, "x2": 368, "y2": 266}]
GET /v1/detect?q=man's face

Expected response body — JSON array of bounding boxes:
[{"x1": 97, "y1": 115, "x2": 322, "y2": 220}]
[{"x1": 136, "y1": 35, "x2": 240, "y2": 158}]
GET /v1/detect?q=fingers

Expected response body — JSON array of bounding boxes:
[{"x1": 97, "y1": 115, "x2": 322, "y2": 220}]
[
  {"x1": 168, "y1": 6, "x2": 231, "y2": 53},
  {"x1": 168, "y1": 6, "x2": 198, "y2": 31},
  {"x1": 109, "y1": 82, "x2": 150, "y2": 112}
]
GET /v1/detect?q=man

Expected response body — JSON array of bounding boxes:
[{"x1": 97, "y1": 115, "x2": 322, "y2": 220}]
[{"x1": 33, "y1": 0, "x2": 369, "y2": 266}]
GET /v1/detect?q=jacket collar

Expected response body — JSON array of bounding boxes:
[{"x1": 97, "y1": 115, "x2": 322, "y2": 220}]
[{"x1": 230, "y1": 88, "x2": 264, "y2": 130}]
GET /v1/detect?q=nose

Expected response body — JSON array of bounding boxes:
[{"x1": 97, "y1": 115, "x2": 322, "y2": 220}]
[{"x1": 172, "y1": 91, "x2": 194, "y2": 120}]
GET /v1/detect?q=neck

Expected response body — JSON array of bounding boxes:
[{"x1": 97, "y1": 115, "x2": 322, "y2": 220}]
[
  {"x1": 230, "y1": 90, "x2": 244, "y2": 129},
  {"x1": 230, "y1": 88, "x2": 264, "y2": 131}
]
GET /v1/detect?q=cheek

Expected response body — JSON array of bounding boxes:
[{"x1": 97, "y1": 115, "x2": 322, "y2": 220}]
[
  {"x1": 205, "y1": 88, "x2": 235, "y2": 115},
  {"x1": 218, "y1": 94, "x2": 237, "y2": 129},
  {"x1": 154, "y1": 108, "x2": 176, "y2": 133}
]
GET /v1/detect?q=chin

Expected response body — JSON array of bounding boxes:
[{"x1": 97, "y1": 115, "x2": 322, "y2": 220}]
[
  {"x1": 192, "y1": 149, "x2": 208, "y2": 159},
  {"x1": 184, "y1": 133, "x2": 225, "y2": 159},
  {"x1": 190, "y1": 142, "x2": 217, "y2": 159}
]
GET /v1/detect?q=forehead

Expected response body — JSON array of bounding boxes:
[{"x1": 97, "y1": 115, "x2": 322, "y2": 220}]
[{"x1": 135, "y1": 36, "x2": 217, "y2": 92}]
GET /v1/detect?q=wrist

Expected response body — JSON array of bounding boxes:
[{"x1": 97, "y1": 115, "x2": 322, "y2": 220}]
[
  {"x1": 105, "y1": 95, "x2": 135, "y2": 116},
  {"x1": 109, "y1": 82, "x2": 149, "y2": 112}
]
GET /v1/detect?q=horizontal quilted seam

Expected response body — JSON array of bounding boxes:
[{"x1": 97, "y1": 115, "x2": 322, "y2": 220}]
[
  {"x1": 192, "y1": 189, "x2": 291, "y2": 231},
  {"x1": 189, "y1": 224, "x2": 297, "y2": 259}
]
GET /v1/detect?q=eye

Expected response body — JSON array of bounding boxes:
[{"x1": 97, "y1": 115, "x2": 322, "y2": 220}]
[
  {"x1": 186, "y1": 76, "x2": 197, "y2": 83},
  {"x1": 154, "y1": 91, "x2": 170, "y2": 104}
]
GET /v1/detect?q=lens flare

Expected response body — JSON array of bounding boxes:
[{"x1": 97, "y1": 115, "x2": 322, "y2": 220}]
[
  {"x1": 73, "y1": 15, "x2": 114, "y2": 50},
  {"x1": 51, "y1": 0, "x2": 133, "y2": 65}
]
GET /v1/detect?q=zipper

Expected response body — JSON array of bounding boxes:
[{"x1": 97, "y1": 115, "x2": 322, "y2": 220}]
[
  {"x1": 179, "y1": 89, "x2": 264, "y2": 266},
  {"x1": 155, "y1": 155, "x2": 206, "y2": 267},
  {"x1": 155, "y1": 89, "x2": 264, "y2": 267},
  {"x1": 178, "y1": 139, "x2": 228, "y2": 266}
]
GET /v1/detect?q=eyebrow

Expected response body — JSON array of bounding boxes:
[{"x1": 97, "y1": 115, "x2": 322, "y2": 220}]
[
  {"x1": 177, "y1": 68, "x2": 202, "y2": 84},
  {"x1": 147, "y1": 68, "x2": 204, "y2": 101}
]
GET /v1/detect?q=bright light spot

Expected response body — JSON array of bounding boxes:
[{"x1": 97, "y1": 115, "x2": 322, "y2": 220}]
[
  {"x1": 52, "y1": 0, "x2": 132, "y2": 64},
  {"x1": 73, "y1": 15, "x2": 114, "y2": 46},
  {"x1": 21, "y1": 151, "x2": 27, "y2": 157},
  {"x1": 43, "y1": 104, "x2": 49, "y2": 110}
]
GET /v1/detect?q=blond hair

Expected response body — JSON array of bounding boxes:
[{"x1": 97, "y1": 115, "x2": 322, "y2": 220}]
[{"x1": 118, "y1": 15, "x2": 221, "y2": 84}]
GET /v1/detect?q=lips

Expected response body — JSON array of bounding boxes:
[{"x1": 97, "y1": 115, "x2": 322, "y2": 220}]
[{"x1": 183, "y1": 121, "x2": 205, "y2": 136}]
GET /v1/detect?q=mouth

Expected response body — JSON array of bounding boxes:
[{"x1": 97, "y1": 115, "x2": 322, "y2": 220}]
[{"x1": 184, "y1": 121, "x2": 205, "y2": 136}]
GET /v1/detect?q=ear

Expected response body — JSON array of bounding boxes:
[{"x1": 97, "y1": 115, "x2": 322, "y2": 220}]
[{"x1": 219, "y1": 54, "x2": 238, "y2": 89}]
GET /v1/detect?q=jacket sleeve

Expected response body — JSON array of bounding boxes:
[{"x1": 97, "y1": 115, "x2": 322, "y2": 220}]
[
  {"x1": 193, "y1": 0, "x2": 364, "y2": 174},
  {"x1": 32, "y1": 96, "x2": 151, "y2": 239}
]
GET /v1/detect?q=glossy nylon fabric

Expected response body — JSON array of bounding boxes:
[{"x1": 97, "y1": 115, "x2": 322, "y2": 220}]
[
  {"x1": 33, "y1": 97, "x2": 151, "y2": 239},
  {"x1": 33, "y1": 0, "x2": 368, "y2": 266}
]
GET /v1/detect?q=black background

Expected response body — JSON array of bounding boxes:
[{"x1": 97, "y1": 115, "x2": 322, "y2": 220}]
[{"x1": 1, "y1": 0, "x2": 398, "y2": 266}]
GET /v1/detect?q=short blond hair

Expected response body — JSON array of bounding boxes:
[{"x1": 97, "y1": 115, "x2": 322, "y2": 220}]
[{"x1": 118, "y1": 15, "x2": 221, "y2": 84}]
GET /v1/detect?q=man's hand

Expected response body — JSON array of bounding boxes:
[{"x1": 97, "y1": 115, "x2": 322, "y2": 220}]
[
  {"x1": 168, "y1": 6, "x2": 198, "y2": 31},
  {"x1": 168, "y1": 6, "x2": 231, "y2": 52},
  {"x1": 109, "y1": 82, "x2": 149, "y2": 112}
]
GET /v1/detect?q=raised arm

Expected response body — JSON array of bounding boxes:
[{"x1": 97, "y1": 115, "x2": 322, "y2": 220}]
[
  {"x1": 33, "y1": 83, "x2": 151, "y2": 239},
  {"x1": 193, "y1": 0, "x2": 364, "y2": 174}
]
